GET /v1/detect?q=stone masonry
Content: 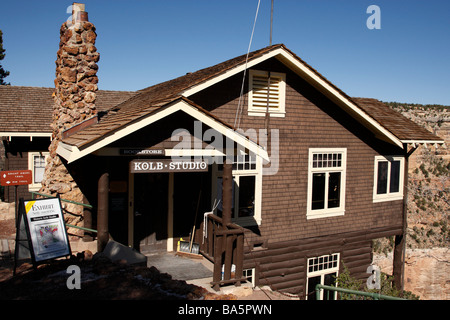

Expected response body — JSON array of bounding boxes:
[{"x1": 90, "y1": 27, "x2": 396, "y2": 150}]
[{"x1": 39, "y1": 4, "x2": 99, "y2": 237}]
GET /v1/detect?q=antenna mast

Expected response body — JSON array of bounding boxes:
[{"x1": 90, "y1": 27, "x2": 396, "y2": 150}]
[{"x1": 270, "y1": 0, "x2": 274, "y2": 45}]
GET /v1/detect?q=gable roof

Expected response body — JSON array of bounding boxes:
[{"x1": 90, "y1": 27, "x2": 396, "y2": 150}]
[
  {"x1": 0, "y1": 86, "x2": 136, "y2": 138},
  {"x1": 56, "y1": 44, "x2": 443, "y2": 159},
  {"x1": 57, "y1": 97, "x2": 270, "y2": 163},
  {"x1": 353, "y1": 98, "x2": 442, "y2": 144}
]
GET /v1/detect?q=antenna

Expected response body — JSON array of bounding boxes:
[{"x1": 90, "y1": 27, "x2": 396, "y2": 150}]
[{"x1": 270, "y1": 0, "x2": 274, "y2": 45}]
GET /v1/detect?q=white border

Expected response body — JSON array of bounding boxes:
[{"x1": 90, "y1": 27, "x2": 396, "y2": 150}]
[
  {"x1": 372, "y1": 155, "x2": 405, "y2": 202},
  {"x1": 307, "y1": 148, "x2": 347, "y2": 219}
]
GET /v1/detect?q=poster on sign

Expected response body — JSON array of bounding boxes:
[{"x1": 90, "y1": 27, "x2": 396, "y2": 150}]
[{"x1": 22, "y1": 197, "x2": 71, "y2": 262}]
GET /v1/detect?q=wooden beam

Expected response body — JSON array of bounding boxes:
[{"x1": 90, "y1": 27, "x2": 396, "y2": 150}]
[{"x1": 97, "y1": 173, "x2": 109, "y2": 252}]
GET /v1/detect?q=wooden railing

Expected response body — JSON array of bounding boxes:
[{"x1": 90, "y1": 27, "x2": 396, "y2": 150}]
[{"x1": 199, "y1": 214, "x2": 246, "y2": 291}]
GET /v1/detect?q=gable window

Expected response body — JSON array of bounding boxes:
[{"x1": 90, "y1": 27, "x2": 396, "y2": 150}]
[
  {"x1": 307, "y1": 148, "x2": 346, "y2": 219},
  {"x1": 373, "y1": 156, "x2": 404, "y2": 202},
  {"x1": 306, "y1": 253, "x2": 340, "y2": 300},
  {"x1": 28, "y1": 152, "x2": 48, "y2": 191},
  {"x1": 248, "y1": 70, "x2": 286, "y2": 117}
]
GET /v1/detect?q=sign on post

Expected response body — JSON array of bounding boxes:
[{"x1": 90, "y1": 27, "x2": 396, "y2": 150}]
[{"x1": 0, "y1": 170, "x2": 32, "y2": 186}]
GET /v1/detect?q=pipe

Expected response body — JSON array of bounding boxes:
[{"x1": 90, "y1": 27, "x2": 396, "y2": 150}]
[{"x1": 97, "y1": 172, "x2": 109, "y2": 252}]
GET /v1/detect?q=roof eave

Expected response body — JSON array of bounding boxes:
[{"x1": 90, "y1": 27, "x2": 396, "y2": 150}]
[{"x1": 57, "y1": 98, "x2": 269, "y2": 163}]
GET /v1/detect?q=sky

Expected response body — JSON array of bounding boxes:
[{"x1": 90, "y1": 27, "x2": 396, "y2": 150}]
[{"x1": 0, "y1": 0, "x2": 449, "y2": 105}]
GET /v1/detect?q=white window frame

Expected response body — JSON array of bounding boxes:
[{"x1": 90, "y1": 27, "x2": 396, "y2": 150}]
[
  {"x1": 307, "y1": 148, "x2": 347, "y2": 219},
  {"x1": 306, "y1": 253, "x2": 340, "y2": 300},
  {"x1": 248, "y1": 69, "x2": 286, "y2": 117},
  {"x1": 28, "y1": 151, "x2": 49, "y2": 191},
  {"x1": 373, "y1": 155, "x2": 405, "y2": 202},
  {"x1": 212, "y1": 153, "x2": 263, "y2": 226}
]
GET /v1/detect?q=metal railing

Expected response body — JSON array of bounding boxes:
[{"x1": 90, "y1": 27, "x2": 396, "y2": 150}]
[{"x1": 315, "y1": 284, "x2": 407, "y2": 300}]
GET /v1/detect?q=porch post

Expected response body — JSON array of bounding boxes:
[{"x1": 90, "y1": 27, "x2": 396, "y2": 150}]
[
  {"x1": 97, "y1": 172, "x2": 109, "y2": 252},
  {"x1": 222, "y1": 159, "x2": 233, "y2": 227},
  {"x1": 393, "y1": 143, "x2": 415, "y2": 291}
]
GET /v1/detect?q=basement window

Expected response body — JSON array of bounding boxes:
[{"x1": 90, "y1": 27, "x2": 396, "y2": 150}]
[
  {"x1": 306, "y1": 253, "x2": 340, "y2": 300},
  {"x1": 248, "y1": 70, "x2": 286, "y2": 117},
  {"x1": 373, "y1": 156, "x2": 404, "y2": 202}
]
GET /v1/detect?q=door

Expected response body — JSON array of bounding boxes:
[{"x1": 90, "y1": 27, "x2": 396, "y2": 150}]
[{"x1": 133, "y1": 173, "x2": 169, "y2": 253}]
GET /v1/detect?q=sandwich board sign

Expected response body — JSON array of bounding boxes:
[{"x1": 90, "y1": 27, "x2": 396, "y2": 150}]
[{"x1": 14, "y1": 197, "x2": 71, "y2": 273}]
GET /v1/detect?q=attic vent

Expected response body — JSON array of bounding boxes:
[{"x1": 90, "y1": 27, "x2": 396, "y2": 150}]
[{"x1": 248, "y1": 70, "x2": 286, "y2": 117}]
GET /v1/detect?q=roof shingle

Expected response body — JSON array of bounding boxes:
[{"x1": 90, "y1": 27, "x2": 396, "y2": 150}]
[{"x1": 0, "y1": 86, "x2": 136, "y2": 133}]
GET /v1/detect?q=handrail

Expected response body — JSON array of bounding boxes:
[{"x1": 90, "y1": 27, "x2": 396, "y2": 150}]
[
  {"x1": 315, "y1": 284, "x2": 407, "y2": 300},
  {"x1": 30, "y1": 191, "x2": 93, "y2": 208}
]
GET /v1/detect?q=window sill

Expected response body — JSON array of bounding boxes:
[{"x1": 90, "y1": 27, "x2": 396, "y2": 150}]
[
  {"x1": 306, "y1": 209, "x2": 345, "y2": 220},
  {"x1": 373, "y1": 194, "x2": 403, "y2": 203},
  {"x1": 248, "y1": 110, "x2": 285, "y2": 118}
]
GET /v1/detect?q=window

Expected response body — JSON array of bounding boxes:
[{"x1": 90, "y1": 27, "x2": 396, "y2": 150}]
[
  {"x1": 28, "y1": 152, "x2": 49, "y2": 191},
  {"x1": 248, "y1": 70, "x2": 286, "y2": 117},
  {"x1": 213, "y1": 153, "x2": 262, "y2": 226},
  {"x1": 307, "y1": 148, "x2": 346, "y2": 219},
  {"x1": 243, "y1": 268, "x2": 256, "y2": 287},
  {"x1": 373, "y1": 156, "x2": 404, "y2": 202},
  {"x1": 306, "y1": 253, "x2": 340, "y2": 300}
]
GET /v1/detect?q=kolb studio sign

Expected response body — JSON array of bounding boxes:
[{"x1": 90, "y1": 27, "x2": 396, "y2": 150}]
[
  {"x1": 131, "y1": 159, "x2": 208, "y2": 173},
  {"x1": 20, "y1": 197, "x2": 71, "y2": 263}
]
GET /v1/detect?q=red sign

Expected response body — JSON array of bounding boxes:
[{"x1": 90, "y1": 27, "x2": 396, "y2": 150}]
[{"x1": 0, "y1": 170, "x2": 33, "y2": 186}]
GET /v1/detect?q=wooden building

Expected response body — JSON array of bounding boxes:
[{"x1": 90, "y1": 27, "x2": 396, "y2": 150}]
[
  {"x1": 53, "y1": 44, "x2": 443, "y2": 297},
  {"x1": 0, "y1": 7, "x2": 444, "y2": 298}
]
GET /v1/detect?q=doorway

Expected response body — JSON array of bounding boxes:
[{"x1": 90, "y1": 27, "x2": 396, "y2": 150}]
[{"x1": 133, "y1": 173, "x2": 169, "y2": 254}]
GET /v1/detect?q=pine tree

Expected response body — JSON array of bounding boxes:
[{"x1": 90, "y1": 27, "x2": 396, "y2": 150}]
[{"x1": 0, "y1": 29, "x2": 10, "y2": 85}]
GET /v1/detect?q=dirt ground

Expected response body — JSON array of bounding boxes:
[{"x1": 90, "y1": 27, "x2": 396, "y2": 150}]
[
  {"x1": 0, "y1": 213, "x2": 238, "y2": 300},
  {"x1": 0, "y1": 252, "x2": 242, "y2": 300}
]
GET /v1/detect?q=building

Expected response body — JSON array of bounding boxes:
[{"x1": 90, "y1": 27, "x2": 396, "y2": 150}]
[{"x1": 0, "y1": 4, "x2": 443, "y2": 298}]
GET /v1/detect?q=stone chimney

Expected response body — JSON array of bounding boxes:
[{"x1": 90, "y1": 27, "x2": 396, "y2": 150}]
[
  {"x1": 52, "y1": 2, "x2": 100, "y2": 140},
  {"x1": 40, "y1": 3, "x2": 100, "y2": 236}
]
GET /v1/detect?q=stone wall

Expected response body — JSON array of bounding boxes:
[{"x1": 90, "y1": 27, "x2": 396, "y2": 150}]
[{"x1": 39, "y1": 8, "x2": 99, "y2": 237}]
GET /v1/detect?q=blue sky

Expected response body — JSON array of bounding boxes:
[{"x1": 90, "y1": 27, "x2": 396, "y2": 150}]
[{"x1": 1, "y1": 0, "x2": 449, "y2": 105}]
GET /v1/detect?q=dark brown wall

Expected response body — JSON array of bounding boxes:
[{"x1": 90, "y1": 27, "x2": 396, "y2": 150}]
[
  {"x1": 2, "y1": 137, "x2": 50, "y2": 202},
  {"x1": 192, "y1": 58, "x2": 405, "y2": 293},
  {"x1": 191, "y1": 58, "x2": 404, "y2": 247}
]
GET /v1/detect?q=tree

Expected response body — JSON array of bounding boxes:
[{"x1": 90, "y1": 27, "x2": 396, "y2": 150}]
[{"x1": 0, "y1": 29, "x2": 10, "y2": 85}]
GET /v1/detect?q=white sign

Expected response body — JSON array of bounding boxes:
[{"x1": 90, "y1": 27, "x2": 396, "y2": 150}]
[
  {"x1": 24, "y1": 198, "x2": 71, "y2": 262},
  {"x1": 130, "y1": 159, "x2": 208, "y2": 173}
]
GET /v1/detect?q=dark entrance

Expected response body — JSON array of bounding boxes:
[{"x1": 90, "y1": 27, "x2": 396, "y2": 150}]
[
  {"x1": 133, "y1": 173, "x2": 169, "y2": 253},
  {"x1": 172, "y1": 172, "x2": 210, "y2": 251}
]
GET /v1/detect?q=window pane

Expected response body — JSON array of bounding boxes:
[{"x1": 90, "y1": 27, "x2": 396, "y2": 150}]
[
  {"x1": 312, "y1": 173, "x2": 325, "y2": 210},
  {"x1": 377, "y1": 161, "x2": 388, "y2": 194},
  {"x1": 33, "y1": 156, "x2": 46, "y2": 183},
  {"x1": 324, "y1": 272, "x2": 337, "y2": 300},
  {"x1": 328, "y1": 172, "x2": 341, "y2": 208},
  {"x1": 307, "y1": 276, "x2": 321, "y2": 300},
  {"x1": 238, "y1": 176, "x2": 255, "y2": 217},
  {"x1": 390, "y1": 160, "x2": 401, "y2": 193}
]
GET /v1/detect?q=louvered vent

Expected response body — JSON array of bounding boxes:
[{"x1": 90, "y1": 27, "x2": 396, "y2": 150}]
[{"x1": 249, "y1": 70, "x2": 286, "y2": 117}]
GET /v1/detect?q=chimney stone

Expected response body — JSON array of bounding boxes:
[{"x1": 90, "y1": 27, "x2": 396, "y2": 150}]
[{"x1": 40, "y1": 3, "x2": 99, "y2": 238}]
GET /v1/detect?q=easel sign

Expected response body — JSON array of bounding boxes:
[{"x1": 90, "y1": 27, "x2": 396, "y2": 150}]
[{"x1": 16, "y1": 197, "x2": 71, "y2": 266}]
